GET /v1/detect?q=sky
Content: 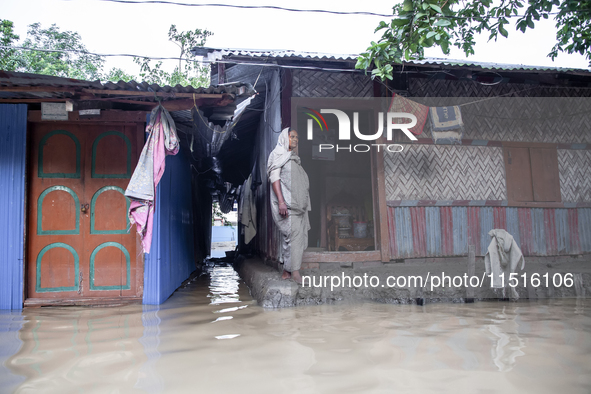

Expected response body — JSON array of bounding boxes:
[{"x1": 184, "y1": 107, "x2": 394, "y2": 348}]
[{"x1": 3, "y1": 0, "x2": 590, "y2": 79}]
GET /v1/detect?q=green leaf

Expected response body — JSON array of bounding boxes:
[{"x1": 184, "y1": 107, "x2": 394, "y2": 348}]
[
  {"x1": 499, "y1": 24, "x2": 508, "y2": 38},
  {"x1": 375, "y1": 21, "x2": 388, "y2": 32},
  {"x1": 434, "y1": 19, "x2": 452, "y2": 27},
  {"x1": 426, "y1": 31, "x2": 437, "y2": 38},
  {"x1": 391, "y1": 18, "x2": 410, "y2": 27},
  {"x1": 402, "y1": 0, "x2": 413, "y2": 11},
  {"x1": 429, "y1": 4, "x2": 443, "y2": 13},
  {"x1": 527, "y1": 18, "x2": 535, "y2": 28}
]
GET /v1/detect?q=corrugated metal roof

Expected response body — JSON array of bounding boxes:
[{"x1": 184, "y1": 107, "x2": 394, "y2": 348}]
[
  {"x1": 405, "y1": 57, "x2": 591, "y2": 74},
  {"x1": 200, "y1": 47, "x2": 359, "y2": 62},
  {"x1": 0, "y1": 70, "x2": 255, "y2": 102},
  {"x1": 200, "y1": 47, "x2": 591, "y2": 75}
]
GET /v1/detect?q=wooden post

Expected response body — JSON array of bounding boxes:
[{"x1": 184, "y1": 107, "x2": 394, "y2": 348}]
[
  {"x1": 281, "y1": 69, "x2": 292, "y2": 129},
  {"x1": 466, "y1": 244, "x2": 475, "y2": 303},
  {"x1": 217, "y1": 63, "x2": 226, "y2": 84}
]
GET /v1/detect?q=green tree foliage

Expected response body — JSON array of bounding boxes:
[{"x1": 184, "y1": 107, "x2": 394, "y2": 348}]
[
  {"x1": 0, "y1": 20, "x2": 212, "y2": 87},
  {"x1": 103, "y1": 67, "x2": 135, "y2": 83},
  {"x1": 356, "y1": 0, "x2": 591, "y2": 80},
  {"x1": 17, "y1": 22, "x2": 104, "y2": 80},
  {"x1": 135, "y1": 24, "x2": 212, "y2": 87},
  {"x1": 0, "y1": 20, "x2": 22, "y2": 71}
]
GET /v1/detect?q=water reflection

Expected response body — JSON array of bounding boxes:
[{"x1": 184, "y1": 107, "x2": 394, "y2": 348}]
[
  {"x1": 1, "y1": 266, "x2": 591, "y2": 393},
  {"x1": 0, "y1": 311, "x2": 25, "y2": 393},
  {"x1": 486, "y1": 306, "x2": 525, "y2": 372},
  {"x1": 135, "y1": 305, "x2": 164, "y2": 393},
  {"x1": 207, "y1": 263, "x2": 241, "y2": 305}
]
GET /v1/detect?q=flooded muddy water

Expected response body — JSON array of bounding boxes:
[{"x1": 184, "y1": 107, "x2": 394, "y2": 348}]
[{"x1": 1, "y1": 261, "x2": 591, "y2": 393}]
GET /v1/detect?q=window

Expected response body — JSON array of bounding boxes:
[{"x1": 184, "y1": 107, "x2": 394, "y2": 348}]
[{"x1": 504, "y1": 147, "x2": 561, "y2": 202}]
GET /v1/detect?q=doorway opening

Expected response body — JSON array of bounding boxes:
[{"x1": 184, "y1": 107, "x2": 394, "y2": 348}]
[
  {"x1": 295, "y1": 107, "x2": 376, "y2": 254},
  {"x1": 210, "y1": 198, "x2": 238, "y2": 259}
]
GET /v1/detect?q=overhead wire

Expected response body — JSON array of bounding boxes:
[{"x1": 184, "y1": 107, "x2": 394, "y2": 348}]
[
  {"x1": 66, "y1": 0, "x2": 395, "y2": 17},
  {"x1": 63, "y1": 0, "x2": 591, "y2": 19}
]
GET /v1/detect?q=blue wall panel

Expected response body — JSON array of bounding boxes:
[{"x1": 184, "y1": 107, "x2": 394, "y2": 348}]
[
  {"x1": 143, "y1": 147, "x2": 196, "y2": 305},
  {"x1": 555, "y1": 209, "x2": 569, "y2": 254},
  {"x1": 452, "y1": 207, "x2": 467, "y2": 256},
  {"x1": 506, "y1": 208, "x2": 520, "y2": 248},
  {"x1": 394, "y1": 208, "x2": 413, "y2": 258},
  {"x1": 425, "y1": 206, "x2": 441, "y2": 256},
  {"x1": 0, "y1": 105, "x2": 27, "y2": 310},
  {"x1": 531, "y1": 208, "x2": 547, "y2": 255}
]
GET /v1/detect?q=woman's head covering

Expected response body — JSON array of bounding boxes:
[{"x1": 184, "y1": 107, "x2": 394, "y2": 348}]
[{"x1": 267, "y1": 127, "x2": 294, "y2": 178}]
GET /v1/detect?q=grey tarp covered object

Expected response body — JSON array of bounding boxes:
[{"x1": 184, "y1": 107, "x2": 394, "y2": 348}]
[
  {"x1": 240, "y1": 174, "x2": 257, "y2": 244},
  {"x1": 484, "y1": 229, "x2": 525, "y2": 299}
]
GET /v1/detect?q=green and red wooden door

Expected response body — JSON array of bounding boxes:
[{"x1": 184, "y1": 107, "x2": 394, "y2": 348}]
[{"x1": 27, "y1": 123, "x2": 142, "y2": 301}]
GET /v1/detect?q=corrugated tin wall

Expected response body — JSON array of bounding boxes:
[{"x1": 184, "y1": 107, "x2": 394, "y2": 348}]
[
  {"x1": 143, "y1": 147, "x2": 196, "y2": 305},
  {"x1": 0, "y1": 104, "x2": 27, "y2": 310},
  {"x1": 387, "y1": 206, "x2": 591, "y2": 258},
  {"x1": 254, "y1": 69, "x2": 282, "y2": 261}
]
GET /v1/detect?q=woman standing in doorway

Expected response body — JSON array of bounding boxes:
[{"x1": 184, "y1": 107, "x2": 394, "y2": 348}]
[{"x1": 267, "y1": 128, "x2": 311, "y2": 284}]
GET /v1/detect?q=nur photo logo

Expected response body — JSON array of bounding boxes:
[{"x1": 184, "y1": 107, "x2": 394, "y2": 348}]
[{"x1": 303, "y1": 108, "x2": 418, "y2": 153}]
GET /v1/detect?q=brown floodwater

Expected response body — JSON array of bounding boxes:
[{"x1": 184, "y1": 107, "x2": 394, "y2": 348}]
[{"x1": 1, "y1": 261, "x2": 590, "y2": 394}]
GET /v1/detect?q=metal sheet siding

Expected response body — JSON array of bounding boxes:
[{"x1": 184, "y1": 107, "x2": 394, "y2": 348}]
[
  {"x1": 254, "y1": 70, "x2": 282, "y2": 261},
  {"x1": 410, "y1": 207, "x2": 427, "y2": 257},
  {"x1": 518, "y1": 208, "x2": 533, "y2": 256},
  {"x1": 143, "y1": 148, "x2": 195, "y2": 305},
  {"x1": 394, "y1": 207, "x2": 413, "y2": 257},
  {"x1": 479, "y1": 207, "x2": 494, "y2": 256},
  {"x1": 579, "y1": 208, "x2": 591, "y2": 253},
  {"x1": 531, "y1": 208, "x2": 547, "y2": 255},
  {"x1": 568, "y1": 209, "x2": 581, "y2": 254},
  {"x1": 467, "y1": 207, "x2": 480, "y2": 255},
  {"x1": 493, "y1": 207, "x2": 507, "y2": 230},
  {"x1": 425, "y1": 207, "x2": 441, "y2": 256},
  {"x1": 452, "y1": 207, "x2": 468, "y2": 256},
  {"x1": 555, "y1": 209, "x2": 569, "y2": 254},
  {"x1": 506, "y1": 208, "x2": 520, "y2": 248},
  {"x1": 388, "y1": 205, "x2": 588, "y2": 259},
  {"x1": 387, "y1": 207, "x2": 397, "y2": 257},
  {"x1": 544, "y1": 209, "x2": 558, "y2": 255},
  {"x1": 440, "y1": 207, "x2": 454, "y2": 256},
  {"x1": 0, "y1": 105, "x2": 27, "y2": 310}
]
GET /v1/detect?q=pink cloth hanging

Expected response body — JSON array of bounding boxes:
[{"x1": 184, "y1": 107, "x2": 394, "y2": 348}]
[{"x1": 125, "y1": 104, "x2": 179, "y2": 253}]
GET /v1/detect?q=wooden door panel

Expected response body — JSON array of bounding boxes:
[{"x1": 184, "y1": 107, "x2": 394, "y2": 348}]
[
  {"x1": 530, "y1": 148, "x2": 561, "y2": 202},
  {"x1": 504, "y1": 147, "x2": 534, "y2": 202},
  {"x1": 28, "y1": 123, "x2": 86, "y2": 299},
  {"x1": 38, "y1": 186, "x2": 80, "y2": 234},
  {"x1": 38, "y1": 130, "x2": 80, "y2": 178},
  {"x1": 91, "y1": 131, "x2": 132, "y2": 178},
  {"x1": 28, "y1": 123, "x2": 141, "y2": 302},
  {"x1": 91, "y1": 187, "x2": 129, "y2": 234},
  {"x1": 84, "y1": 235, "x2": 137, "y2": 297},
  {"x1": 90, "y1": 242, "x2": 130, "y2": 290},
  {"x1": 36, "y1": 243, "x2": 79, "y2": 292},
  {"x1": 82, "y1": 125, "x2": 138, "y2": 298}
]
